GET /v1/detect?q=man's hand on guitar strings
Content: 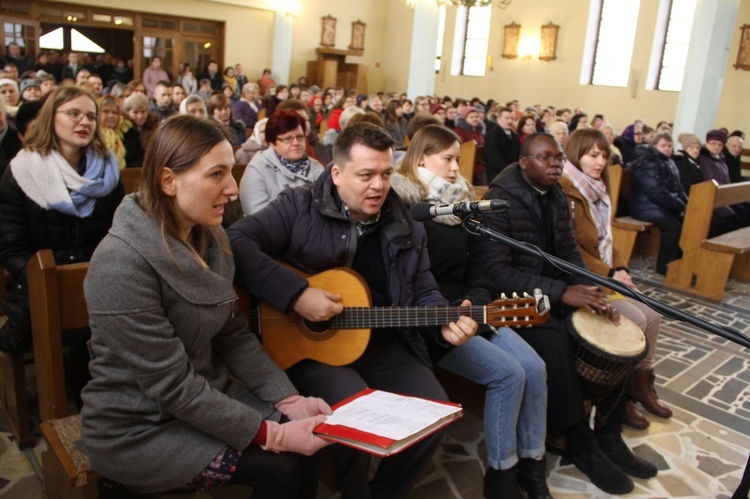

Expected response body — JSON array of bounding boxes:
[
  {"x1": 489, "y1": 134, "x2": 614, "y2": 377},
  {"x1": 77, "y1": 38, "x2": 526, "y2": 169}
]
[
  {"x1": 293, "y1": 287, "x2": 344, "y2": 322},
  {"x1": 441, "y1": 299, "x2": 478, "y2": 346}
]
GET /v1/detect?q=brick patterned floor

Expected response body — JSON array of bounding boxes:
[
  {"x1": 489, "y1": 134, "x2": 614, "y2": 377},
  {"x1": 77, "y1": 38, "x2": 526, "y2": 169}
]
[{"x1": 1, "y1": 255, "x2": 749, "y2": 498}]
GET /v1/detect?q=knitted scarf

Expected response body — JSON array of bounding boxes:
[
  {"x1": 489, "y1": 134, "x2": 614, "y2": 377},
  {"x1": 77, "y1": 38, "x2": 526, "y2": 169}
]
[
  {"x1": 563, "y1": 162, "x2": 613, "y2": 266},
  {"x1": 273, "y1": 149, "x2": 310, "y2": 176},
  {"x1": 10, "y1": 148, "x2": 121, "y2": 218},
  {"x1": 417, "y1": 167, "x2": 474, "y2": 226},
  {"x1": 100, "y1": 116, "x2": 134, "y2": 169}
]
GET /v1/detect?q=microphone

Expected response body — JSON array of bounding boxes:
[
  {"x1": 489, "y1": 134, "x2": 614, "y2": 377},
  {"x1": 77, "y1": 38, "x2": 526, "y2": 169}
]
[{"x1": 410, "y1": 199, "x2": 510, "y2": 221}]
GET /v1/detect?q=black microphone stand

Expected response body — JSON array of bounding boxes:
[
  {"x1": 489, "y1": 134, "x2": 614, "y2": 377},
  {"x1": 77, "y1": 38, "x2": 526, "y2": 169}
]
[{"x1": 463, "y1": 215, "x2": 750, "y2": 349}]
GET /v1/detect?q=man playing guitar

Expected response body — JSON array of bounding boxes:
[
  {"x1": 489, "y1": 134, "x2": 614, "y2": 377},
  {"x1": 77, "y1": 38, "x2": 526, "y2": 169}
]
[{"x1": 228, "y1": 122, "x2": 478, "y2": 499}]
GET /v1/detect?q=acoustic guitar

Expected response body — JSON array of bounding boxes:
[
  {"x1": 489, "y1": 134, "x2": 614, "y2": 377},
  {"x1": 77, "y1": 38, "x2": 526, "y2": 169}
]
[{"x1": 240, "y1": 267, "x2": 550, "y2": 369}]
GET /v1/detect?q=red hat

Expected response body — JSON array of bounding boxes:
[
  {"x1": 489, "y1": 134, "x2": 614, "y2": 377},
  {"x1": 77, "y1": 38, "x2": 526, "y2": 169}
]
[
  {"x1": 430, "y1": 103, "x2": 446, "y2": 114},
  {"x1": 460, "y1": 106, "x2": 478, "y2": 120}
]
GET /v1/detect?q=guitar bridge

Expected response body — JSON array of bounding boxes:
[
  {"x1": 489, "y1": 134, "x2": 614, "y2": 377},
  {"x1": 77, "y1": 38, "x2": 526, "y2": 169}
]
[{"x1": 534, "y1": 288, "x2": 550, "y2": 316}]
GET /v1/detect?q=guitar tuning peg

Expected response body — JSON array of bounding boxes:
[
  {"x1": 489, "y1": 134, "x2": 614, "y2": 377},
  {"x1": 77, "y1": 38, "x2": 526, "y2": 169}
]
[
  {"x1": 512, "y1": 292, "x2": 519, "y2": 299},
  {"x1": 500, "y1": 293, "x2": 508, "y2": 300},
  {"x1": 513, "y1": 316, "x2": 518, "y2": 323},
  {"x1": 523, "y1": 292, "x2": 530, "y2": 298}
]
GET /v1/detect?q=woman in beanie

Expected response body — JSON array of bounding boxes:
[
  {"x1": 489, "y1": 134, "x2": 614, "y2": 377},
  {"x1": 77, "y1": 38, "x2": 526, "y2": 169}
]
[
  {"x1": 614, "y1": 123, "x2": 644, "y2": 164},
  {"x1": 674, "y1": 132, "x2": 703, "y2": 195},
  {"x1": 700, "y1": 129, "x2": 750, "y2": 230}
]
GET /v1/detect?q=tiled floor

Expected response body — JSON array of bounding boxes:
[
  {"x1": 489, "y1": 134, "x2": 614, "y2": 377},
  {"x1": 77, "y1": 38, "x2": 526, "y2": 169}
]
[{"x1": 1, "y1": 255, "x2": 749, "y2": 498}]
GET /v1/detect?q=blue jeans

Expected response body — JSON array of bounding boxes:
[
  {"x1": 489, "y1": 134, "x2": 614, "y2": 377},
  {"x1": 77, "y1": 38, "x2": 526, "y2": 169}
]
[{"x1": 437, "y1": 327, "x2": 548, "y2": 470}]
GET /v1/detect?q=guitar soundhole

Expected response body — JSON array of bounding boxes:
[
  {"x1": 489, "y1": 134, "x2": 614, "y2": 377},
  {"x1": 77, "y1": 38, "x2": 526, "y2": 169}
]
[{"x1": 301, "y1": 320, "x2": 337, "y2": 340}]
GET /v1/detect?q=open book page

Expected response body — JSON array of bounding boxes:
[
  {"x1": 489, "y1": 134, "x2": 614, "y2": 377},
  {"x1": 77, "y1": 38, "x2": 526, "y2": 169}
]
[{"x1": 323, "y1": 390, "x2": 462, "y2": 441}]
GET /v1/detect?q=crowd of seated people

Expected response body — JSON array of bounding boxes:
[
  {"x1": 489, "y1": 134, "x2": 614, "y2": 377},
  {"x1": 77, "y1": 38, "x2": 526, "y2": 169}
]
[{"x1": 2, "y1": 42, "x2": 750, "y2": 498}]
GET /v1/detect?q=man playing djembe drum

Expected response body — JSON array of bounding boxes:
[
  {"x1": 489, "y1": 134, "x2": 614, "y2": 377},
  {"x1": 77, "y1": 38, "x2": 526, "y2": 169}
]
[{"x1": 473, "y1": 133, "x2": 660, "y2": 495}]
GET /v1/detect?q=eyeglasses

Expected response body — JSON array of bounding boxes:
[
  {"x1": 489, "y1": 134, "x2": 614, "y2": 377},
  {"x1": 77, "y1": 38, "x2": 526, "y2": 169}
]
[
  {"x1": 525, "y1": 154, "x2": 566, "y2": 165},
  {"x1": 276, "y1": 134, "x2": 306, "y2": 145},
  {"x1": 57, "y1": 109, "x2": 98, "y2": 123}
]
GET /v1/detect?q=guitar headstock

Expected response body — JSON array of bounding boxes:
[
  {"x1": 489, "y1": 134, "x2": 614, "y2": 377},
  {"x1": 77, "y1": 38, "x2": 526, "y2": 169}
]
[{"x1": 485, "y1": 290, "x2": 550, "y2": 327}]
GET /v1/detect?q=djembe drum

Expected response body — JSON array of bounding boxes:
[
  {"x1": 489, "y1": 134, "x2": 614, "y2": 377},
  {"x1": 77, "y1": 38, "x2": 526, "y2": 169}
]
[{"x1": 568, "y1": 308, "x2": 647, "y2": 400}]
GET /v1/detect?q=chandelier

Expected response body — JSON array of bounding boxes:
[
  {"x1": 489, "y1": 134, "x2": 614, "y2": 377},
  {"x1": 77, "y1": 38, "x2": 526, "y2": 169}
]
[{"x1": 407, "y1": 0, "x2": 511, "y2": 8}]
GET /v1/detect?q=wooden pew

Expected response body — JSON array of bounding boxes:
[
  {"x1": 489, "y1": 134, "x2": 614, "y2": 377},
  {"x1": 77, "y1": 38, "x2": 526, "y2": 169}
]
[
  {"x1": 664, "y1": 180, "x2": 750, "y2": 301},
  {"x1": 742, "y1": 147, "x2": 750, "y2": 178},
  {"x1": 120, "y1": 167, "x2": 142, "y2": 195},
  {"x1": 0, "y1": 259, "x2": 36, "y2": 449},
  {"x1": 608, "y1": 164, "x2": 655, "y2": 264},
  {"x1": 27, "y1": 250, "x2": 100, "y2": 498},
  {"x1": 459, "y1": 140, "x2": 486, "y2": 188},
  {"x1": 318, "y1": 119, "x2": 328, "y2": 142}
]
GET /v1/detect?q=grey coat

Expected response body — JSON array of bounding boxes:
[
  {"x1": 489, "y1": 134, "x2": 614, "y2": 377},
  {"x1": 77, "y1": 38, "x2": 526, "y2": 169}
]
[
  {"x1": 239, "y1": 147, "x2": 324, "y2": 216},
  {"x1": 78, "y1": 194, "x2": 296, "y2": 493}
]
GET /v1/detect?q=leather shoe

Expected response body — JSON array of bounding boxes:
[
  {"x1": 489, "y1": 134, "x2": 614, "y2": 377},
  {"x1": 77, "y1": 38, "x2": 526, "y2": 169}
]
[
  {"x1": 570, "y1": 447, "x2": 634, "y2": 495},
  {"x1": 517, "y1": 458, "x2": 553, "y2": 499},
  {"x1": 595, "y1": 432, "x2": 658, "y2": 479},
  {"x1": 484, "y1": 467, "x2": 523, "y2": 499},
  {"x1": 633, "y1": 367, "x2": 673, "y2": 418},
  {"x1": 624, "y1": 400, "x2": 650, "y2": 429}
]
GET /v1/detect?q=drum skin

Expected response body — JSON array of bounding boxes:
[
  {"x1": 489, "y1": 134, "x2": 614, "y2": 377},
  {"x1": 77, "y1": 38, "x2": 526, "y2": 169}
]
[{"x1": 568, "y1": 308, "x2": 648, "y2": 400}]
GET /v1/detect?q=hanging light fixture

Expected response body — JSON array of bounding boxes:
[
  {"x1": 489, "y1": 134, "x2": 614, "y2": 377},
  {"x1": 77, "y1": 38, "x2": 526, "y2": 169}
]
[{"x1": 407, "y1": 0, "x2": 511, "y2": 8}]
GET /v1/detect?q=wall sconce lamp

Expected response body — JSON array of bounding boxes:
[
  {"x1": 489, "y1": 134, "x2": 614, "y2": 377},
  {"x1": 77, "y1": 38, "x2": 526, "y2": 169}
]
[{"x1": 518, "y1": 35, "x2": 540, "y2": 59}]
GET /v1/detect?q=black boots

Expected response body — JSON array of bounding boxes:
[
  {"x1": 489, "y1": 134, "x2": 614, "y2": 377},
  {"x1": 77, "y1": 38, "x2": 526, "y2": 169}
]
[
  {"x1": 483, "y1": 467, "x2": 523, "y2": 499},
  {"x1": 570, "y1": 446, "x2": 634, "y2": 495},
  {"x1": 517, "y1": 458, "x2": 553, "y2": 499},
  {"x1": 596, "y1": 431, "x2": 658, "y2": 479}
]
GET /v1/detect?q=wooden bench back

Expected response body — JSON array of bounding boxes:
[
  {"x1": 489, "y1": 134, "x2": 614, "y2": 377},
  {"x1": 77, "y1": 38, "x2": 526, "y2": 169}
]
[
  {"x1": 607, "y1": 163, "x2": 622, "y2": 218},
  {"x1": 318, "y1": 119, "x2": 328, "y2": 141},
  {"x1": 459, "y1": 140, "x2": 477, "y2": 184},
  {"x1": 120, "y1": 167, "x2": 142, "y2": 195},
  {"x1": 233, "y1": 162, "x2": 248, "y2": 187},
  {"x1": 680, "y1": 179, "x2": 750, "y2": 246},
  {"x1": 678, "y1": 180, "x2": 719, "y2": 255},
  {"x1": 28, "y1": 250, "x2": 89, "y2": 422},
  {"x1": 714, "y1": 179, "x2": 750, "y2": 208}
]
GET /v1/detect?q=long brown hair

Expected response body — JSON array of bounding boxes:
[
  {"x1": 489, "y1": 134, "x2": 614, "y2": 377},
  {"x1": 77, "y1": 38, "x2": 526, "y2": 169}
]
[
  {"x1": 139, "y1": 115, "x2": 232, "y2": 267},
  {"x1": 23, "y1": 85, "x2": 108, "y2": 157},
  {"x1": 564, "y1": 128, "x2": 611, "y2": 185},
  {"x1": 399, "y1": 124, "x2": 461, "y2": 184}
]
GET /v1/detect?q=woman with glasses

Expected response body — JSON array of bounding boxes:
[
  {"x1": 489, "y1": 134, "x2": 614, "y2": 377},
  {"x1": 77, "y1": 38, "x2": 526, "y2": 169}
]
[
  {"x1": 239, "y1": 110, "x2": 323, "y2": 216},
  {"x1": 560, "y1": 128, "x2": 671, "y2": 430},
  {"x1": 0, "y1": 86, "x2": 124, "y2": 403}
]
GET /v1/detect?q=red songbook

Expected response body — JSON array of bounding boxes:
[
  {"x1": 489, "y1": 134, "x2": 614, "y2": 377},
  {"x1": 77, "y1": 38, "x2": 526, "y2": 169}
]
[{"x1": 313, "y1": 388, "x2": 463, "y2": 457}]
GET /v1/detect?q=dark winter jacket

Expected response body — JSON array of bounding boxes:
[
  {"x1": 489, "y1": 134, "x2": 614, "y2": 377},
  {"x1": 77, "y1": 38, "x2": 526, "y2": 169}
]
[
  {"x1": 673, "y1": 151, "x2": 703, "y2": 196},
  {"x1": 628, "y1": 145, "x2": 687, "y2": 222},
  {"x1": 484, "y1": 126, "x2": 521, "y2": 182},
  {"x1": 227, "y1": 168, "x2": 449, "y2": 366},
  {"x1": 698, "y1": 148, "x2": 731, "y2": 185},
  {"x1": 0, "y1": 167, "x2": 124, "y2": 288},
  {"x1": 472, "y1": 163, "x2": 591, "y2": 307}
]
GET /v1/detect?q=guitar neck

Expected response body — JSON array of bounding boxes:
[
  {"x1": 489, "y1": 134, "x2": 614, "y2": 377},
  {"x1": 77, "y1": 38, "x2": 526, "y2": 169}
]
[{"x1": 330, "y1": 306, "x2": 487, "y2": 329}]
